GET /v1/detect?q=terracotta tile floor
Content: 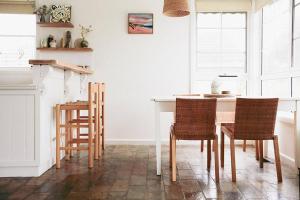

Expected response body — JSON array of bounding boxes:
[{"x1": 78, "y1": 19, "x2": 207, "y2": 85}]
[{"x1": 0, "y1": 145, "x2": 299, "y2": 200}]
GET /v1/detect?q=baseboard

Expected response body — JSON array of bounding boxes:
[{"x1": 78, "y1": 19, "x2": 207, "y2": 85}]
[
  {"x1": 0, "y1": 166, "x2": 40, "y2": 177},
  {"x1": 280, "y1": 153, "x2": 298, "y2": 172},
  {"x1": 106, "y1": 139, "x2": 156, "y2": 145},
  {"x1": 105, "y1": 139, "x2": 250, "y2": 145}
]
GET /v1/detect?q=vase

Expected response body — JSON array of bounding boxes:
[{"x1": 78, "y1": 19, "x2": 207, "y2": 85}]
[
  {"x1": 80, "y1": 39, "x2": 89, "y2": 48},
  {"x1": 211, "y1": 78, "x2": 221, "y2": 94}
]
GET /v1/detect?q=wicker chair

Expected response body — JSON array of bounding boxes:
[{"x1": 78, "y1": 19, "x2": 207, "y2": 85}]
[
  {"x1": 221, "y1": 98, "x2": 282, "y2": 182},
  {"x1": 170, "y1": 98, "x2": 219, "y2": 182}
]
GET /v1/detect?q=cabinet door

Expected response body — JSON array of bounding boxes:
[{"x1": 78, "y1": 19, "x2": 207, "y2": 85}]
[{"x1": 0, "y1": 94, "x2": 35, "y2": 163}]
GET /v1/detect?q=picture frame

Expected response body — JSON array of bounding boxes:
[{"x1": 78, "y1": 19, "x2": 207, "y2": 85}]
[
  {"x1": 128, "y1": 13, "x2": 153, "y2": 34},
  {"x1": 50, "y1": 5, "x2": 71, "y2": 23}
]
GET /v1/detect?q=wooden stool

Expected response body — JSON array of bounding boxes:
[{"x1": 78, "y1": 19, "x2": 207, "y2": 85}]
[
  {"x1": 56, "y1": 82, "x2": 99, "y2": 168},
  {"x1": 73, "y1": 83, "x2": 105, "y2": 156}
]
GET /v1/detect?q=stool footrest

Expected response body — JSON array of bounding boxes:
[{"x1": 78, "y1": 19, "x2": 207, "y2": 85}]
[
  {"x1": 60, "y1": 124, "x2": 89, "y2": 128},
  {"x1": 60, "y1": 147, "x2": 89, "y2": 150},
  {"x1": 71, "y1": 138, "x2": 95, "y2": 143}
]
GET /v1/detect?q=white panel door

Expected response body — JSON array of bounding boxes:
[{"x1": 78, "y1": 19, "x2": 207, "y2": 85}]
[{"x1": 0, "y1": 94, "x2": 35, "y2": 162}]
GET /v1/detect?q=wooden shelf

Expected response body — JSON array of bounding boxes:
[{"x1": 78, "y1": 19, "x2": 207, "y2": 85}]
[
  {"x1": 37, "y1": 22, "x2": 74, "y2": 28},
  {"x1": 37, "y1": 48, "x2": 93, "y2": 52},
  {"x1": 29, "y1": 60, "x2": 93, "y2": 74}
]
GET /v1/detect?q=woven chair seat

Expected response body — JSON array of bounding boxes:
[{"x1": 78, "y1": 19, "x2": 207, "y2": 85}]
[
  {"x1": 171, "y1": 124, "x2": 216, "y2": 140},
  {"x1": 221, "y1": 123, "x2": 275, "y2": 140}
]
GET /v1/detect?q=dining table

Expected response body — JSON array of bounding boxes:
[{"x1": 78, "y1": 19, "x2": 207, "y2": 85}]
[{"x1": 151, "y1": 96, "x2": 300, "y2": 176}]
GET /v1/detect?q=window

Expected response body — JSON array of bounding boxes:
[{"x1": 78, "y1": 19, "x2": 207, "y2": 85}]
[
  {"x1": 196, "y1": 13, "x2": 246, "y2": 72},
  {"x1": 260, "y1": 0, "x2": 293, "y2": 97},
  {"x1": 0, "y1": 14, "x2": 36, "y2": 68},
  {"x1": 294, "y1": 0, "x2": 300, "y2": 69},
  {"x1": 262, "y1": 0, "x2": 291, "y2": 74},
  {"x1": 192, "y1": 12, "x2": 247, "y2": 94}
]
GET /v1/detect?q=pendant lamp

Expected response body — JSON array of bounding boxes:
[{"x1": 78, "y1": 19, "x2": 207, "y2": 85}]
[{"x1": 163, "y1": 0, "x2": 190, "y2": 17}]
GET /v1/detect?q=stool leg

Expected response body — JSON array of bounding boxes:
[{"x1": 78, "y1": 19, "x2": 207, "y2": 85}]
[
  {"x1": 88, "y1": 113, "x2": 94, "y2": 168},
  {"x1": 98, "y1": 89, "x2": 102, "y2": 157},
  {"x1": 102, "y1": 97, "x2": 105, "y2": 151},
  {"x1": 76, "y1": 110, "x2": 80, "y2": 153},
  {"x1": 56, "y1": 105, "x2": 61, "y2": 169},
  {"x1": 65, "y1": 110, "x2": 70, "y2": 161},
  {"x1": 94, "y1": 108, "x2": 99, "y2": 160},
  {"x1": 69, "y1": 111, "x2": 73, "y2": 157},
  {"x1": 98, "y1": 121, "x2": 102, "y2": 157}
]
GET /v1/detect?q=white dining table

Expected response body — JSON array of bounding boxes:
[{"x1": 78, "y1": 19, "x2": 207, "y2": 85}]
[{"x1": 151, "y1": 96, "x2": 300, "y2": 176}]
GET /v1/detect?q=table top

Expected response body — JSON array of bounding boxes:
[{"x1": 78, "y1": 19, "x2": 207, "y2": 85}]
[{"x1": 151, "y1": 96, "x2": 300, "y2": 102}]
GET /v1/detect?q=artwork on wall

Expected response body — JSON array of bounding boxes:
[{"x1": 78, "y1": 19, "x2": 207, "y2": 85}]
[
  {"x1": 128, "y1": 13, "x2": 153, "y2": 34},
  {"x1": 50, "y1": 5, "x2": 71, "y2": 23}
]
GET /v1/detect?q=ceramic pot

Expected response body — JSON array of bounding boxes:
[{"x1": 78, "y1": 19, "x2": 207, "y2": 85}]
[{"x1": 80, "y1": 39, "x2": 89, "y2": 48}]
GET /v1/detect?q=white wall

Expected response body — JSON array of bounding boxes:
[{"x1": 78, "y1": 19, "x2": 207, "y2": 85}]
[{"x1": 37, "y1": 0, "x2": 190, "y2": 143}]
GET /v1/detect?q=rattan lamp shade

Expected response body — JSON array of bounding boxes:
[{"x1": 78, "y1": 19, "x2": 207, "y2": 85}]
[{"x1": 163, "y1": 0, "x2": 190, "y2": 17}]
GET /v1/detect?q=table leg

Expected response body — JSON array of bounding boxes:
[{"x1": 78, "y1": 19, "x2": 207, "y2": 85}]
[{"x1": 155, "y1": 102, "x2": 161, "y2": 176}]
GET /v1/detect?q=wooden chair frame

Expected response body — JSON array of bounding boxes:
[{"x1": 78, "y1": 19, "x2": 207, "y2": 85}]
[
  {"x1": 220, "y1": 98, "x2": 282, "y2": 183},
  {"x1": 170, "y1": 98, "x2": 219, "y2": 183}
]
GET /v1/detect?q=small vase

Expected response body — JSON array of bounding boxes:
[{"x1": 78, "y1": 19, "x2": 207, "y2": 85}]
[
  {"x1": 80, "y1": 39, "x2": 89, "y2": 48},
  {"x1": 211, "y1": 78, "x2": 221, "y2": 94},
  {"x1": 49, "y1": 40, "x2": 57, "y2": 48}
]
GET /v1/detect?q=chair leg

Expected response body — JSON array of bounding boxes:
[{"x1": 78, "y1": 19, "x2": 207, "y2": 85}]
[
  {"x1": 212, "y1": 140, "x2": 215, "y2": 152},
  {"x1": 56, "y1": 105, "x2": 61, "y2": 169},
  {"x1": 221, "y1": 131, "x2": 224, "y2": 168},
  {"x1": 214, "y1": 135, "x2": 219, "y2": 183},
  {"x1": 207, "y1": 140, "x2": 211, "y2": 170},
  {"x1": 243, "y1": 140, "x2": 246, "y2": 152},
  {"x1": 255, "y1": 140, "x2": 259, "y2": 161},
  {"x1": 171, "y1": 135, "x2": 176, "y2": 181},
  {"x1": 169, "y1": 134, "x2": 172, "y2": 168},
  {"x1": 200, "y1": 140, "x2": 204, "y2": 152},
  {"x1": 230, "y1": 138, "x2": 236, "y2": 182},
  {"x1": 273, "y1": 136, "x2": 283, "y2": 182},
  {"x1": 259, "y1": 140, "x2": 264, "y2": 168}
]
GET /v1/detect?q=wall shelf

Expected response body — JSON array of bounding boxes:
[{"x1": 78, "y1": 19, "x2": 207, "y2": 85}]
[
  {"x1": 37, "y1": 22, "x2": 74, "y2": 28},
  {"x1": 37, "y1": 48, "x2": 93, "y2": 52}
]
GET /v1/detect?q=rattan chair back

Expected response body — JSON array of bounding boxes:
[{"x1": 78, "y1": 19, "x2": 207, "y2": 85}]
[
  {"x1": 174, "y1": 98, "x2": 217, "y2": 140},
  {"x1": 233, "y1": 98, "x2": 278, "y2": 140}
]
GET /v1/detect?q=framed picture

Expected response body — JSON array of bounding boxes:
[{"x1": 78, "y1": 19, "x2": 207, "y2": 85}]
[
  {"x1": 50, "y1": 5, "x2": 71, "y2": 23},
  {"x1": 128, "y1": 13, "x2": 153, "y2": 34}
]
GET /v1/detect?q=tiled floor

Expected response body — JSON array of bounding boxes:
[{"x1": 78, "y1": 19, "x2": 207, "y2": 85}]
[{"x1": 0, "y1": 145, "x2": 299, "y2": 200}]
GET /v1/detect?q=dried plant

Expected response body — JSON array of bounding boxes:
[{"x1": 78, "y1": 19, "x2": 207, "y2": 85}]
[{"x1": 79, "y1": 24, "x2": 93, "y2": 40}]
